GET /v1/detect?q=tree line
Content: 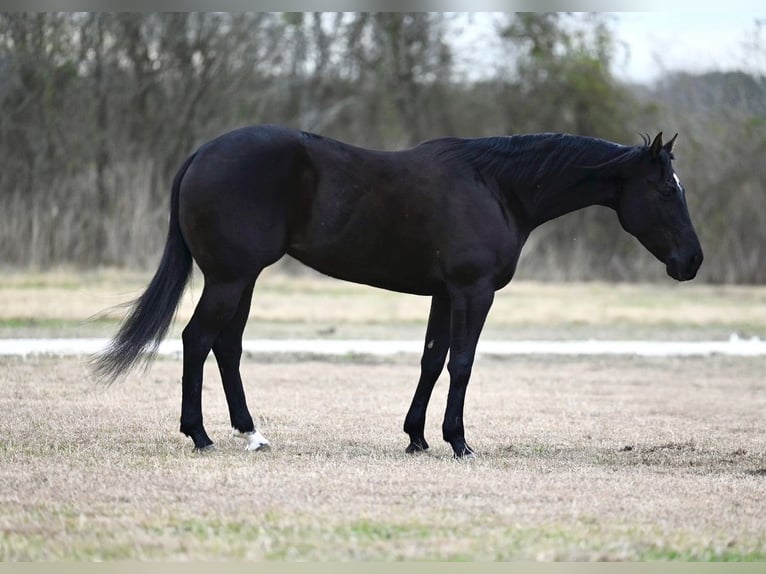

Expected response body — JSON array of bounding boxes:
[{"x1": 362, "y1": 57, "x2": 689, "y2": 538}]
[{"x1": 1, "y1": 13, "x2": 764, "y2": 283}]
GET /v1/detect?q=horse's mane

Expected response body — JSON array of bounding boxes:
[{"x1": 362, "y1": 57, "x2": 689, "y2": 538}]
[{"x1": 432, "y1": 133, "x2": 648, "y2": 187}]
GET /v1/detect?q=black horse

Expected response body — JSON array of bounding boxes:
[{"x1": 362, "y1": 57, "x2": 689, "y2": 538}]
[{"x1": 95, "y1": 126, "x2": 703, "y2": 458}]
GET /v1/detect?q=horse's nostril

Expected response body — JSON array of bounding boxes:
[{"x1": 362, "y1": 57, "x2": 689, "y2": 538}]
[{"x1": 686, "y1": 251, "x2": 703, "y2": 278}]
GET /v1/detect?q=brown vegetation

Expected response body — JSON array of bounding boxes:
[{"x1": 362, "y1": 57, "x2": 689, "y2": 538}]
[{"x1": 1, "y1": 14, "x2": 765, "y2": 282}]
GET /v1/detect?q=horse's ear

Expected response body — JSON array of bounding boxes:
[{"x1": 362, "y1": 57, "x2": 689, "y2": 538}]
[
  {"x1": 663, "y1": 133, "x2": 678, "y2": 155},
  {"x1": 649, "y1": 132, "x2": 663, "y2": 159}
]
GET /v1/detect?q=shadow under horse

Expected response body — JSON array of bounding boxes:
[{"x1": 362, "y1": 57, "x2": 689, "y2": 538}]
[{"x1": 95, "y1": 126, "x2": 703, "y2": 458}]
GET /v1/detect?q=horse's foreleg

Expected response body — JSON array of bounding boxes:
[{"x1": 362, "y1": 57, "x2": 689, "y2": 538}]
[
  {"x1": 442, "y1": 281, "x2": 494, "y2": 459},
  {"x1": 403, "y1": 294, "x2": 450, "y2": 453}
]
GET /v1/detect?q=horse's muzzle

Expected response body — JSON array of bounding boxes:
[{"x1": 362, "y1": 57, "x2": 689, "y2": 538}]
[{"x1": 666, "y1": 248, "x2": 703, "y2": 281}]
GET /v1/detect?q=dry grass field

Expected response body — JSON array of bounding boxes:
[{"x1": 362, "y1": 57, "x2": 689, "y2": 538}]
[
  {"x1": 2, "y1": 355, "x2": 765, "y2": 560},
  {"x1": 1, "y1": 266, "x2": 766, "y2": 340},
  {"x1": 1, "y1": 269, "x2": 766, "y2": 561}
]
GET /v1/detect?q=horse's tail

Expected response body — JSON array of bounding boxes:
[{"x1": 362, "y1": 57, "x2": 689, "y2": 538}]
[{"x1": 93, "y1": 152, "x2": 197, "y2": 382}]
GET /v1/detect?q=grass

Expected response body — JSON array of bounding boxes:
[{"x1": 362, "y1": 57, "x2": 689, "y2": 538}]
[
  {"x1": 1, "y1": 267, "x2": 765, "y2": 340},
  {"x1": 1, "y1": 354, "x2": 766, "y2": 560},
  {"x1": 1, "y1": 269, "x2": 766, "y2": 560}
]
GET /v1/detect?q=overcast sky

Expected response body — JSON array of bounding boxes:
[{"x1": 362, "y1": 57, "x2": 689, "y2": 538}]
[
  {"x1": 610, "y1": 12, "x2": 764, "y2": 82},
  {"x1": 452, "y1": 12, "x2": 765, "y2": 84}
]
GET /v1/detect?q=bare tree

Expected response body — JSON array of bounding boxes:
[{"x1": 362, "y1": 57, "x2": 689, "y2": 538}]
[{"x1": 0, "y1": 13, "x2": 763, "y2": 282}]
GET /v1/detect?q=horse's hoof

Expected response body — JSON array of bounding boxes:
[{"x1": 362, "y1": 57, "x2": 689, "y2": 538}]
[
  {"x1": 194, "y1": 443, "x2": 216, "y2": 453},
  {"x1": 405, "y1": 439, "x2": 428, "y2": 454},
  {"x1": 246, "y1": 442, "x2": 271, "y2": 452},
  {"x1": 234, "y1": 428, "x2": 271, "y2": 452},
  {"x1": 452, "y1": 444, "x2": 475, "y2": 460}
]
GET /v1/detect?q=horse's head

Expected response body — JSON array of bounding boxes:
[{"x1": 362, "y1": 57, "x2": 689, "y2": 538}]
[{"x1": 616, "y1": 132, "x2": 703, "y2": 281}]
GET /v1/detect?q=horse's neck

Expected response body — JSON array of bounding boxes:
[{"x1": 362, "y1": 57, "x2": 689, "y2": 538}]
[
  {"x1": 452, "y1": 134, "x2": 625, "y2": 229},
  {"x1": 519, "y1": 175, "x2": 618, "y2": 228}
]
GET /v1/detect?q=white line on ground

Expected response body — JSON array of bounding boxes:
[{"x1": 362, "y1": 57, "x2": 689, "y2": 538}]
[{"x1": 0, "y1": 336, "x2": 764, "y2": 358}]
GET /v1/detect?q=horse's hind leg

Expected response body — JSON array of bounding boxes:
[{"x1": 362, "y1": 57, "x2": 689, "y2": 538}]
[
  {"x1": 212, "y1": 277, "x2": 270, "y2": 452},
  {"x1": 179, "y1": 278, "x2": 253, "y2": 450}
]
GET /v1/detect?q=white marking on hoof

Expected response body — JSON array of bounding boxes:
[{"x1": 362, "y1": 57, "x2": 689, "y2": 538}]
[{"x1": 233, "y1": 428, "x2": 271, "y2": 452}]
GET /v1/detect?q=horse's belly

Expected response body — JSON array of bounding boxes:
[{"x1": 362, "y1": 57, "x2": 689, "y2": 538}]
[{"x1": 287, "y1": 237, "x2": 441, "y2": 296}]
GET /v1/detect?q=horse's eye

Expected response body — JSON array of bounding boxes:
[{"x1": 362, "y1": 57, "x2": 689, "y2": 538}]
[
  {"x1": 658, "y1": 184, "x2": 676, "y2": 198},
  {"x1": 646, "y1": 178, "x2": 674, "y2": 197}
]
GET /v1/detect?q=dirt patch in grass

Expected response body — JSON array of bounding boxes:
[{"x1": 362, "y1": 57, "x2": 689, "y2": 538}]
[{"x1": 1, "y1": 354, "x2": 765, "y2": 560}]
